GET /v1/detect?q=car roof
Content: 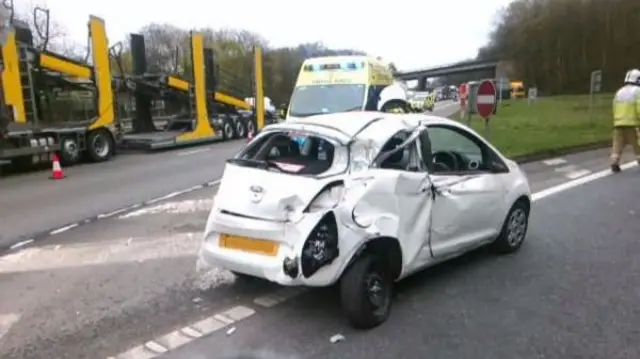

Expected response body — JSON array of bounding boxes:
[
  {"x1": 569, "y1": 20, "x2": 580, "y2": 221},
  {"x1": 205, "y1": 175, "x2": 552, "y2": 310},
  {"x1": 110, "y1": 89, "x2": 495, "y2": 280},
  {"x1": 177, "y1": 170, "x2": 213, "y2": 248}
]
[{"x1": 267, "y1": 112, "x2": 462, "y2": 143}]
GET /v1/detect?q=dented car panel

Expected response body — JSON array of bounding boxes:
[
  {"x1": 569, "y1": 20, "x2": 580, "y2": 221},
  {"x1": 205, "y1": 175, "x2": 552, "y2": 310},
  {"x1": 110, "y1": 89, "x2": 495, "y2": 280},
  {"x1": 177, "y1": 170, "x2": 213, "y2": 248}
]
[
  {"x1": 342, "y1": 170, "x2": 433, "y2": 273},
  {"x1": 199, "y1": 112, "x2": 532, "y2": 290}
]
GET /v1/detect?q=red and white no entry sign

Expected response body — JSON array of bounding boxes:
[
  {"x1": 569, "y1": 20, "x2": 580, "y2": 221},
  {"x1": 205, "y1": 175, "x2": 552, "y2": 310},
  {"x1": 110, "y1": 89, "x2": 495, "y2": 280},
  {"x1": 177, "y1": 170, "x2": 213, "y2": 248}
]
[{"x1": 475, "y1": 80, "x2": 497, "y2": 119}]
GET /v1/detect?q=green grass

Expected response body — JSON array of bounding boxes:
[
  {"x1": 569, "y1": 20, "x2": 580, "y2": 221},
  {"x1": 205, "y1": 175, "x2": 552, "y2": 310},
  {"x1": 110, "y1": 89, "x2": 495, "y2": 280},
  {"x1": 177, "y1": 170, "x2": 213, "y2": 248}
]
[{"x1": 450, "y1": 94, "x2": 613, "y2": 158}]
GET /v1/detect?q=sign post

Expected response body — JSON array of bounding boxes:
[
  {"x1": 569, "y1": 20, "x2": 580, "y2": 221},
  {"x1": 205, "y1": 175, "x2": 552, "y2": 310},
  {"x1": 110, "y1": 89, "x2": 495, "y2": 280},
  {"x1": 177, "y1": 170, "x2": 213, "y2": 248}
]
[
  {"x1": 475, "y1": 79, "x2": 497, "y2": 139},
  {"x1": 459, "y1": 83, "x2": 468, "y2": 122},
  {"x1": 497, "y1": 77, "x2": 509, "y2": 107},
  {"x1": 589, "y1": 70, "x2": 602, "y2": 123},
  {"x1": 527, "y1": 87, "x2": 538, "y2": 106}
]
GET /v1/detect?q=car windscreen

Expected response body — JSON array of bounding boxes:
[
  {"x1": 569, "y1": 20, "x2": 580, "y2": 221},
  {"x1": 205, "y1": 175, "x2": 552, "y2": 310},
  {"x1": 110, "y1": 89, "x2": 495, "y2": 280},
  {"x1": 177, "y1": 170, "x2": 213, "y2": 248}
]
[
  {"x1": 231, "y1": 131, "x2": 348, "y2": 176},
  {"x1": 288, "y1": 84, "x2": 366, "y2": 117}
]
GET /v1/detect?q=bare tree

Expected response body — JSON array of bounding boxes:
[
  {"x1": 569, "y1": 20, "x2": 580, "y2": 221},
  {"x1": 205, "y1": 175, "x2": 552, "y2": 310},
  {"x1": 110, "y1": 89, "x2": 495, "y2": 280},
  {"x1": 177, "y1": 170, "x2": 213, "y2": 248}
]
[{"x1": 477, "y1": 0, "x2": 640, "y2": 94}]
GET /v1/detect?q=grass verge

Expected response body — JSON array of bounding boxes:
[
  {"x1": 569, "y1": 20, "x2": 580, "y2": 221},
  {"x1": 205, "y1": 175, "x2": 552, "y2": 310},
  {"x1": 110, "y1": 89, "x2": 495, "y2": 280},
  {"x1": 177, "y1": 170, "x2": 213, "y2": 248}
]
[{"x1": 450, "y1": 94, "x2": 613, "y2": 158}]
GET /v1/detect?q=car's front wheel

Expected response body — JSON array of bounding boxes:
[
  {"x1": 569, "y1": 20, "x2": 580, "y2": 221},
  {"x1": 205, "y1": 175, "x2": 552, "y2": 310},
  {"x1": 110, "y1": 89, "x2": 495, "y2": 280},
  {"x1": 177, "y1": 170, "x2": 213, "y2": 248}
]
[
  {"x1": 491, "y1": 200, "x2": 530, "y2": 254},
  {"x1": 340, "y1": 254, "x2": 393, "y2": 329}
]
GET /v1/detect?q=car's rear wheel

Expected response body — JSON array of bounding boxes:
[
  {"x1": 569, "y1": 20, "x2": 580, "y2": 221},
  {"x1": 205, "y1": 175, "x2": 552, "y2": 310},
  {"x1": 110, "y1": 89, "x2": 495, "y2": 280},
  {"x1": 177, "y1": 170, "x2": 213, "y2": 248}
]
[
  {"x1": 491, "y1": 200, "x2": 529, "y2": 254},
  {"x1": 340, "y1": 254, "x2": 393, "y2": 329}
]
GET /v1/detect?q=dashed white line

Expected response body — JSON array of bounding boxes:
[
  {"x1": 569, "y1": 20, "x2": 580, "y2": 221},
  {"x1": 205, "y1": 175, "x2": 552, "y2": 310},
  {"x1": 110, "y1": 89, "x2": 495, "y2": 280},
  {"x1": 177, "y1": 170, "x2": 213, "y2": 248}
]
[
  {"x1": 144, "y1": 341, "x2": 168, "y2": 354},
  {"x1": 145, "y1": 191, "x2": 185, "y2": 205},
  {"x1": 97, "y1": 206, "x2": 135, "y2": 219},
  {"x1": 49, "y1": 223, "x2": 79, "y2": 236},
  {"x1": 565, "y1": 169, "x2": 592, "y2": 179},
  {"x1": 110, "y1": 305, "x2": 257, "y2": 359},
  {"x1": 176, "y1": 148, "x2": 211, "y2": 156},
  {"x1": 8, "y1": 239, "x2": 34, "y2": 250},
  {"x1": 532, "y1": 161, "x2": 636, "y2": 201},
  {"x1": 206, "y1": 179, "x2": 221, "y2": 187},
  {"x1": 542, "y1": 157, "x2": 567, "y2": 166},
  {"x1": 553, "y1": 164, "x2": 580, "y2": 174}
]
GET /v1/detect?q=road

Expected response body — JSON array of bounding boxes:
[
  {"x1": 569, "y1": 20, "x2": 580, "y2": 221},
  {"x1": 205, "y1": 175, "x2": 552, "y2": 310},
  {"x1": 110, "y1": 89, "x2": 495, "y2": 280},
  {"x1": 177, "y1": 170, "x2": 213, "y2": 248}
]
[
  {"x1": 0, "y1": 145, "x2": 634, "y2": 359},
  {"x1": 162, "y1": 166, "x2": 640, "y2": 359},
  {"x1": 0, "y1": 100, "x2": 461, "y2": 250}
]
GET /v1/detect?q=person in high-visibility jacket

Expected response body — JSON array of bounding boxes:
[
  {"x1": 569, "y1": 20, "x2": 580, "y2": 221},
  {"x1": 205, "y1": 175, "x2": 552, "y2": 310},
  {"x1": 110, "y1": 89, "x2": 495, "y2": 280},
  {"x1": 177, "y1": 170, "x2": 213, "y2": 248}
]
[
  {"x1": 610, "y1": 69, "x2": 640, "y2": 173},
  {"x1": 423, "y1": 93, "x2": 435, "y2": 112}
]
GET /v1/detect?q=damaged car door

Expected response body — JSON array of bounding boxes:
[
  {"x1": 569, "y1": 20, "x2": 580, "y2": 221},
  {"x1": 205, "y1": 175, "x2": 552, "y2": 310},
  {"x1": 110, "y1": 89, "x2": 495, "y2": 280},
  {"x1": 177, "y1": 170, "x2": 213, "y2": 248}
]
[
  {"x1": 423, "y1": 124, "x2": 508, "y2": 258},
  {"x1": 348, "y1": 129, "x2": 434, "y2": 275}
]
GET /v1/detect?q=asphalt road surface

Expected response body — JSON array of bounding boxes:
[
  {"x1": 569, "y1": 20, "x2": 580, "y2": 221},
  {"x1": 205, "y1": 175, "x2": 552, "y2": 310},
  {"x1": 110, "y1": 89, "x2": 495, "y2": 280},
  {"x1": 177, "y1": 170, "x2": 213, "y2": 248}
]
[
  {"x1": 162, "y1": 159, "x2": 640, "y2": 359},
  {"x1": 0, "y1": 146, "x2": 635, "y2": 359},
  {"x1": 0, "y1": 100, "x2": 460, "y2": 250}
]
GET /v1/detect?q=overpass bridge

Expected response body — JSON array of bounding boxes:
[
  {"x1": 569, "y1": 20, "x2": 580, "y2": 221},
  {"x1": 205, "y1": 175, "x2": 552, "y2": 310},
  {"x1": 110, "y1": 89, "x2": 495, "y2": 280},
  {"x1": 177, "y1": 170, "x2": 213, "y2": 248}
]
[{"x1": 396, "y1": 59, "x2": 506, "y2": 90}]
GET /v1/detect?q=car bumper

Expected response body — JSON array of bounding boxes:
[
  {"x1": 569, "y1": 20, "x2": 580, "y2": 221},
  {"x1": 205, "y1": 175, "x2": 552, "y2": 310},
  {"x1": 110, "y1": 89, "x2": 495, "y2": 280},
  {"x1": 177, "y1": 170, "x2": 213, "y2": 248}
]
[{"x1": 199, "y1": 210, "x2": 358, "y2": 287}]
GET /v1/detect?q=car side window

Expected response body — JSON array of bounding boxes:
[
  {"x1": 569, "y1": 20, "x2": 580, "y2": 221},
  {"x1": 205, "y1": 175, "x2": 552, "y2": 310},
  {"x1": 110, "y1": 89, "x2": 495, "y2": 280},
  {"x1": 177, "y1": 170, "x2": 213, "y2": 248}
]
[
  {"x1": 426, "y1": 125, "x2": 498, "y2": 174},
  {"x1": 376, "y1": 130, "x2": 426, "y2": 172}
]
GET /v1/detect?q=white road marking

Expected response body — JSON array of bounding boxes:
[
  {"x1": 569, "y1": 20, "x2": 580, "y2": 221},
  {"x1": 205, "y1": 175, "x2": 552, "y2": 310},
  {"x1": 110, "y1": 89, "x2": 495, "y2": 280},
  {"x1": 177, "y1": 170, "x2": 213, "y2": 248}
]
[
  {"x1": 8, "y1": 239, "x2": 34, "y2": 250},
  {"x1": 553, "y1": 164, "x2": 593, "y2": 179},
  {"x1": 542, "y1": 157, "x2": 567, "y2": 166},
  {"x1": 111, "y1": 305, "x2": 256, "y2": 359},
  {"x1": 176, "y1": 148, "x2": 211, "y2": 156},
  {"x1": 553, "y1": 164, "x2": 579, "y2": 173},
  {"x1": 118, "y1": 199, "x2": 214, "y2": 219},
  {"x1": 532, "y1": 161, "x2": 636, "y2": 201},
  {"x1": 49, "y1": 223, "x2": 79, "y2": 236},
  {"x1": 565, "y1": 169, "x2": 592, "y2": 179},
  {"x1": 0, "y1": 313, "x2": 20, "y2": 341}
]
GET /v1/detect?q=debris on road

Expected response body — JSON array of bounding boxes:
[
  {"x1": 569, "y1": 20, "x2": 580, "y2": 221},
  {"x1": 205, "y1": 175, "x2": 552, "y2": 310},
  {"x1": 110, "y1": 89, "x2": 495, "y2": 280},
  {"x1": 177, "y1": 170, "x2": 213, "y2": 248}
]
[
  {"x1": 226, "y1": 327, "x2": 236, "y2": 336},
  {"x1": 329, "y1": 334, "x2": 345, "y2": 344}
]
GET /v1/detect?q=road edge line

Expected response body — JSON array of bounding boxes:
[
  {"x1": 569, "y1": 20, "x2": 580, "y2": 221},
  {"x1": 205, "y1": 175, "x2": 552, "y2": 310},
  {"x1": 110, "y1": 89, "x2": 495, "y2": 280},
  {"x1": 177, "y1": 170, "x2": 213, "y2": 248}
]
[{"x1": 1, "y1": 180, "x2": 221, "y2": 254}]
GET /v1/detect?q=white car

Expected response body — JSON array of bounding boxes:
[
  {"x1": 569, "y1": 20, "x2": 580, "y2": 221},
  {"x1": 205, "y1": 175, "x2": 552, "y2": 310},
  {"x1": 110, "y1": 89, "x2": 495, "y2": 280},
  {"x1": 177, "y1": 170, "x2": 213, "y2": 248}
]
[{"x1": 200, "y1": 112, "x2": 531, "y2": 329}]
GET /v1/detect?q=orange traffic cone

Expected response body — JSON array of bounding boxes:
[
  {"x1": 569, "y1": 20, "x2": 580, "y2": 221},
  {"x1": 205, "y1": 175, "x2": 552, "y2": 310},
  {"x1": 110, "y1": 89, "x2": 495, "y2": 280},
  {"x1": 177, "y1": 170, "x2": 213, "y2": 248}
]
[{"x1": 50, "y1": 154, "x2": 65, "y2": 180}]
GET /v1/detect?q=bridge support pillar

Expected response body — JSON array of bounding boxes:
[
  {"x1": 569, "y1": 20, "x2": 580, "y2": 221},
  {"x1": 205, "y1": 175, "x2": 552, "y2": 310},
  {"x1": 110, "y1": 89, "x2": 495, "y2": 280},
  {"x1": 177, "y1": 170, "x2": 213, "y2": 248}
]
[{"x1": 417, "y1": 76, "x2": 427, "y2": 91}]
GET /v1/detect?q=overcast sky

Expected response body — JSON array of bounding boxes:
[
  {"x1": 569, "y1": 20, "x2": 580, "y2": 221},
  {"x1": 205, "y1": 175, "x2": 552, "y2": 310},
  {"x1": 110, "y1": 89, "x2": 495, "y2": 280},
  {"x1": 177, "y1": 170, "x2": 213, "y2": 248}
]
[{"x1": 20, "y1": 0, "x2": 512, "y2": 71}]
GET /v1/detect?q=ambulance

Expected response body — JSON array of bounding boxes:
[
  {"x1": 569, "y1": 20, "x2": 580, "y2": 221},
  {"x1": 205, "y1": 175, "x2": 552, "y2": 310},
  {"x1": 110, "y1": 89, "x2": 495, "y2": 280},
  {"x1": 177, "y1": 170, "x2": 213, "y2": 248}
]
[{"x1": 285, "y1": 56, "x2": 411, "y2": 120}]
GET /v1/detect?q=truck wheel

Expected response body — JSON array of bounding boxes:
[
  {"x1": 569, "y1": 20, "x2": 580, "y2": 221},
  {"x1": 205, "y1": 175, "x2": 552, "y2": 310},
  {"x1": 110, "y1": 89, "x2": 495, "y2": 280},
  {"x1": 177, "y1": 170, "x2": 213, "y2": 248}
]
[
  {"x1": 246, "y1": 119, "x2": 256, "y2": 137},
  {"x1": 87, "y1": 130, "x2": 113, "y2": 162},
  {"x1": 222, "y1": 118, "x2": 235, "y2": 140},
  {"x1": 59, "y1": 137, "x2": 81, "y2": 166},
  {"x1": 340, "y1": 254, "x2": 393, "y2": 329},
  {"x1": 234, "y1": 120, "x2": 247, "y2": 138}
]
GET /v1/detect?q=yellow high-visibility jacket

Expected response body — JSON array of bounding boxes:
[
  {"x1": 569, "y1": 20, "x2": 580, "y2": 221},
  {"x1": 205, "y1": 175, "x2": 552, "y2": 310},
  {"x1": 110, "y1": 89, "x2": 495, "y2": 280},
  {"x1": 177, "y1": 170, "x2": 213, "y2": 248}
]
[
  {"x1": 613, "y1": 85, "x2": 640, "y2": 127},
  {"x1": 423, "y1": 94, "x2": 435, "y2": 110}
]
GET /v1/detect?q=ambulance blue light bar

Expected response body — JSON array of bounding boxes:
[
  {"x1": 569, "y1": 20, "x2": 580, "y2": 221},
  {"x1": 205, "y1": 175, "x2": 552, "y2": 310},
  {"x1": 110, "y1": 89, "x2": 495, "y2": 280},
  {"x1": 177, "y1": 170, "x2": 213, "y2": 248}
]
[{"x1": 303, "y1": 61, "x2": 365, "y2": 71}]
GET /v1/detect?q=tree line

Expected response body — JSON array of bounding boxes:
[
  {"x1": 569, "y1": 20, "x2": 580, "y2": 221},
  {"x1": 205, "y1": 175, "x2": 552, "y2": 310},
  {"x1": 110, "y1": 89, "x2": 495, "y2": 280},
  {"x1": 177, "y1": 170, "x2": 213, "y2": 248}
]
[{"x1": 476, "y1": 0, "x2": 640, "y2": 95}]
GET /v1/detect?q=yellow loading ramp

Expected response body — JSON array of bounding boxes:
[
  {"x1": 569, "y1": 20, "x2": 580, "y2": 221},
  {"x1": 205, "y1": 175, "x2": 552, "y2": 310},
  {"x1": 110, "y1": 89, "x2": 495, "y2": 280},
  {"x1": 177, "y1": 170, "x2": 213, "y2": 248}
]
[
  {"x1": 118, "y1": 34, "x2": 265, "y2": 150},
  {"x1": 1, "y1": 14, "x2": 117, "y2": 163}
]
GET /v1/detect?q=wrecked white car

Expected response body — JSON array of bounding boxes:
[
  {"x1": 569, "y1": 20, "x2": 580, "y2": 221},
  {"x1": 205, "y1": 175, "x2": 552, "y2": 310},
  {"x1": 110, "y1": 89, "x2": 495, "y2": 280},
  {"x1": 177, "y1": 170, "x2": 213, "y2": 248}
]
[{"x1": 200, "y1": 112, "x2": 531, "y2": 329}]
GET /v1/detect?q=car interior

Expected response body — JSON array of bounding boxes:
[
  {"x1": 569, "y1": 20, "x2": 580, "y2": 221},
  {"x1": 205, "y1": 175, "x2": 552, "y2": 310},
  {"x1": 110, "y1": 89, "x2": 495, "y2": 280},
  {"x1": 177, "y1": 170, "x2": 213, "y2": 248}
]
[
  {"x1": 256, "y1": 134, "x2": 336, "y2": 175},
  {"x1": 377, "y1": 126, "x2": 509, "y2": 175}
]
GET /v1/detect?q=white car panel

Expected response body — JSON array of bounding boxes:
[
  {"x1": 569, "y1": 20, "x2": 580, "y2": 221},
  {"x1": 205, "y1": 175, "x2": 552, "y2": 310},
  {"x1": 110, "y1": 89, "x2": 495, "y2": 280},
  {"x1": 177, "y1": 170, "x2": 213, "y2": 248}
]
[{"x1": 199, "y1": 112, "x2": 531, "y2": 289}]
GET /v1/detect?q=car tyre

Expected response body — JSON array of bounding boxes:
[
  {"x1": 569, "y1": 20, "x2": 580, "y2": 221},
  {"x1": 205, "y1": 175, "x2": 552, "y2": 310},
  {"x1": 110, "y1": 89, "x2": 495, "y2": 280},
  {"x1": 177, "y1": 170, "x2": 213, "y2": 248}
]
[
  {"x1": 340, "y1": 254, "x2": 393, "y2": 329},
  {"x1": 491, "y1": 200, "x2": 529, "y2": 254}
]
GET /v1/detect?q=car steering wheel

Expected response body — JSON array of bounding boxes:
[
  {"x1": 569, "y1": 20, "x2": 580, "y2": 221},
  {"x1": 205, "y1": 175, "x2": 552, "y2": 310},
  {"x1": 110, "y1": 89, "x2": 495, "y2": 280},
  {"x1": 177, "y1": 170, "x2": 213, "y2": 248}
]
[{"x1": 433, "y1": 151, "x2": 459, "y2": 171}]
